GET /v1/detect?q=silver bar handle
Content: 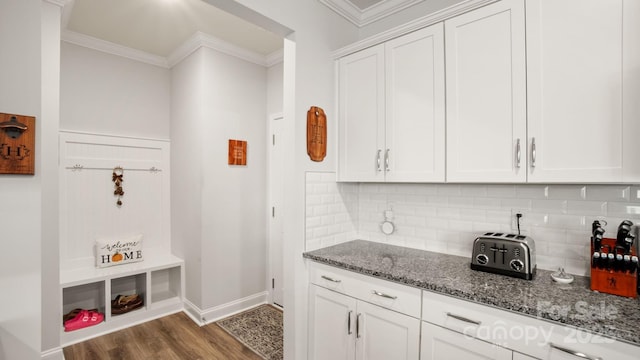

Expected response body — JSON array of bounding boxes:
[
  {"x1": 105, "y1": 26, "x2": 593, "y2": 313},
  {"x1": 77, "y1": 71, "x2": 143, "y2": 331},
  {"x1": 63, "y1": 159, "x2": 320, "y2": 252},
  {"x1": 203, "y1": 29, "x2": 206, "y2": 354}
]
[
  {"x1": 347, "y1": 310, "x2": 353, "y2": 335},
  {"x1": 384, "y1": 149, "x2": 390, "y2": 172},
  {"x1": 549, "y1": 343, "x2": 602, "y2": 360},
  {"x1": 515, "y1": 138, "x2": 521, "y2": 168},
  {"x1": 531, "y1": 137, "x2": 537, "y2": 168},
  {"x1": 376, "y1": 150, "x2": 382, "y2": 172},
  {"x1": 356, "y1": 313, "x2": 362, "y2": 338},
  {"x1": 321, "y1": 275, "x2": 341, "y2": 283},
  {"x1": 445, "y1": 312, "x2": 481, "y2": 325},
  {"x1": 371, "y1": 290, "x2": 397, "y2": 300}
]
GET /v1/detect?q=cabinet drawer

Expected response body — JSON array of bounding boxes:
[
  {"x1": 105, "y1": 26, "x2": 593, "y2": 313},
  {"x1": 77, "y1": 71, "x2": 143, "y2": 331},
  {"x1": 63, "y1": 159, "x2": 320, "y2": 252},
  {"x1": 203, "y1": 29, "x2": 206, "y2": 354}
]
[
  {"x1": 422, "y1": 290, "x2": 639, "y2": 360},
  {"x1": 309, "y1": 262, "x2": 421, "y2": 318}
]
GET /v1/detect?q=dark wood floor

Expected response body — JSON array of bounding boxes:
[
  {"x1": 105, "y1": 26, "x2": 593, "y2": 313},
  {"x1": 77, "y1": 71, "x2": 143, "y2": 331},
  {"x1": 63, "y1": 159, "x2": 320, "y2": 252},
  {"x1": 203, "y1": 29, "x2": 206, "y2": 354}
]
[{"x1": 63, "y1": 312, "x2": 264, "y2": 360}]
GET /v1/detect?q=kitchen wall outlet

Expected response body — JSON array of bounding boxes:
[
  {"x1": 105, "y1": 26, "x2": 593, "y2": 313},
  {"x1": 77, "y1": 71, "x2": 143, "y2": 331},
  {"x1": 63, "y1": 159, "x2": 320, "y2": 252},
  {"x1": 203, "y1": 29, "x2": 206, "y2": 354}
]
[{"x1": 510, "y1": 209, "x2": 528, "y2": 233}]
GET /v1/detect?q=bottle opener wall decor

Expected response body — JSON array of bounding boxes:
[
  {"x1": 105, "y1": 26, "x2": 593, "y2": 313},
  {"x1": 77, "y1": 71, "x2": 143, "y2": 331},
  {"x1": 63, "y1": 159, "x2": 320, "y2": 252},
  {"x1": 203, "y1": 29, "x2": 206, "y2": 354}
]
[
  {"x1": 307, "y1": 106, "x2": 326, "y2": 162},
  {"x1": 0, "y1": 112, "x2": 35, "y2": 175}
]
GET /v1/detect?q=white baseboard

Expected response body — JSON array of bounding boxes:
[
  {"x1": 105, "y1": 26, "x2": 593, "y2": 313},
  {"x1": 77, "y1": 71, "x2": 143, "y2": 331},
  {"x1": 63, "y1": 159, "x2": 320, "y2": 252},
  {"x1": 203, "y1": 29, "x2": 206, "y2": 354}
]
[
  {"x1": 42, "y1": 347, "x2": 64, "y2": 360},
  {"x1": 183, "y1": 291, "x2": 268, "y2": 326}
]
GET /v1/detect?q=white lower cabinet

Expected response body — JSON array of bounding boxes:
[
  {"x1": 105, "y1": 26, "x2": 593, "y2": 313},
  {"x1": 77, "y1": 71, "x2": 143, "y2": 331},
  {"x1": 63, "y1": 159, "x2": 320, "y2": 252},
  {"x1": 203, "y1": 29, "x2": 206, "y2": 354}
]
[
  {"x1": 308, "y1": 263, "x2": 421, "y2": 360},
  {"x1": 423, "y1": 290, "x2": 639, "y2": 360},
  {"x1": 420, "y1": 322, "x2": 512, "y2": 360},
  {"x1": 309, "y1": 285, "x2": 420, "y2": 360},
  {"x1": 356, "y1": 300, "x2": 420, "y2": 360},
  {"x1": 308, "y1": 263, "x2": 640, "y2": 360},
  {"x1": 309, "y1": 285, "x2": 356, "y2": 360}
]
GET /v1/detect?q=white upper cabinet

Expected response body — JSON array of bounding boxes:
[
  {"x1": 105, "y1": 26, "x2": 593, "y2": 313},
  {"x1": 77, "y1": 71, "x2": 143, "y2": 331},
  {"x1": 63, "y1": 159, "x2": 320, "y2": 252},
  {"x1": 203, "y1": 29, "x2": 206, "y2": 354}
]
[
  {"x1": 337, "y1": 0, "x2": 640, "y2": 183},
  {"x1": 338, "y1": 44, "x2": 385, "y2": 182},
  {"x1": 526, "y1": 0, "x2": 626, "y2": 183},
  {"x1": 338, "y1": 24, "x2": 445, "y2": 182},
  {"x1": 445, "y1": 0, "x2": 527, "y2": 183},
  {"x1": 384, "y1": 24, "x2": 445, "y2": 182}
]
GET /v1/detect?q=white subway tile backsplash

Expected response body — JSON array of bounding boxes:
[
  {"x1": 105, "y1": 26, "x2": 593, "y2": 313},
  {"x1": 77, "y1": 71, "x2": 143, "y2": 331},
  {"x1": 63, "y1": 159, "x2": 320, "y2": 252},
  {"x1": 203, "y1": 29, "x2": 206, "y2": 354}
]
[
  {"x1": 547, "y1": 185, "x2": 586, "y2": 200},
  {"x1": 531, "y1": 199, "x2": 567, "y2": 214},
  {"x1": 485, "y1": 210, "x2": 511, "y2": 223},
  {"x1": 436, "y1": 207, "x2": 460, "y2": 219},
  {"x1": 426, "y1": 195, "x2": 449, "y2": 206},
  {"x1": 459, "y1": 208, "x2": 486, "y2": 222},
  {"x1": 607, "y1": 202, "x2": 640, "y2": 217},
  {"x1": 521, "y1": 212, "x2": 548, "y2": 228},
  {"x1": 460, "y1": 185, "x2": 488, "y2": 197},
  {"x1": 448, "y1": 196, "x2": 475, "y2": 208},
  {"x1": 448, "y1": 220, "x2": 474, "y2": 232},
  {"x1": 437, "y1": 184, "x2": 461, "y2": 196},
  {"x1": 516, "y1": 185, "x2": 548, "y2": 199},
  {"x1": 471, "y1": 222, "x2": 504, "y2": 233},
  {"x1": 585, "y1": 185, "x2": 630, "y2": 201},
  {"x1": 486, "y1": 185, "x2": 517, "y2": 198},
  {"x1": 547, "y1": 214, "x2": 585, "y2": 230},
  {"x1": 306, "y1": 175, "x2": 639, "y2": 276},
  {"x1": 566, "y1": 200, "x2": 606, "y2": 216},
  {"x1": 473, "y1": 197, "x2": 502, "y2": 209},
  {"x1": 500, "y1": 198, "x2": 532, "y2": 210}
]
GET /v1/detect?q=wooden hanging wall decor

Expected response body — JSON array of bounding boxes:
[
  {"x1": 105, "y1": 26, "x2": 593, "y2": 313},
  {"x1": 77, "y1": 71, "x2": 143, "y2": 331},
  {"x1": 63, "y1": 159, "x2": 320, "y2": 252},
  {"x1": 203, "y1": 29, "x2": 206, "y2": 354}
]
[
  {"x1": 307, "y1": 106, "x2": 326, "y2": 162},
  {"x1": 112, "y1": 166, "x2": 124, "y2": 206},
  {"x1": 0, "y1": 112, "x2": 35, "y2": 175},
  {"x1": 228, "y1": 139, "x2": 247, "y2": 165}
]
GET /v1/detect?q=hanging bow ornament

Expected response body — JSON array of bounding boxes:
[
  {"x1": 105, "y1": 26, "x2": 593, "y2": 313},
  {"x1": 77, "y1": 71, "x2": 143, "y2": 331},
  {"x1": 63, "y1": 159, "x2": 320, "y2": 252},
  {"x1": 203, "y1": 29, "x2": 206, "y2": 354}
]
[{"x1": 112, "y1": 166, "x2": 124, "y2": 206}]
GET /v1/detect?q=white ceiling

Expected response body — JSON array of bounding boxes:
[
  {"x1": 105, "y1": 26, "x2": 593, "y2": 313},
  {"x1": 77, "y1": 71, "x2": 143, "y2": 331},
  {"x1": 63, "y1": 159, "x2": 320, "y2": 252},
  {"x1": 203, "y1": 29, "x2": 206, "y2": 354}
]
[{"x1": 63, "y1": 0, "x2": 284, "y2": 58}]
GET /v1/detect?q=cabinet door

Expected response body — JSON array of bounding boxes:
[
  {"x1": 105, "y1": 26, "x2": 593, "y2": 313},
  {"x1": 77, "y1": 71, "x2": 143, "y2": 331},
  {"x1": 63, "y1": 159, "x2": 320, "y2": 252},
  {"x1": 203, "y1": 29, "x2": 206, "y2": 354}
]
[
  {"x1": 308, "y1": 285, "x2": 356, "y2": 360},
  {"x1": 526, "y1": 0, "x2": 624, "y2": 182},
  {"x1": 385, "y1": 23, "x2": 445, "y2": 182},
  {"x1": 420, "y1": 322, "x2": 512, "y2": 360},
  {"x1": 445, "y1": 0, "x2": 527, "y2": 182},
  {"x1": 356, "y1": 301, "x2": 420, "y2": 360},
  {"x1": 338, "y1": 44, "x2": 385, "y2": 182}
]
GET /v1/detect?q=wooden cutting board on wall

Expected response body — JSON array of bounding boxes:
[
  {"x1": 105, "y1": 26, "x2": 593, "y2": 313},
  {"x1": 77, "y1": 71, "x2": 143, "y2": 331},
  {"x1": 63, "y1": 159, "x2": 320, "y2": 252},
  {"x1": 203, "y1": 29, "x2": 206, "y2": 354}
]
[{"x1": 307, "y1": 106, "x2": 326, "y2": 162}]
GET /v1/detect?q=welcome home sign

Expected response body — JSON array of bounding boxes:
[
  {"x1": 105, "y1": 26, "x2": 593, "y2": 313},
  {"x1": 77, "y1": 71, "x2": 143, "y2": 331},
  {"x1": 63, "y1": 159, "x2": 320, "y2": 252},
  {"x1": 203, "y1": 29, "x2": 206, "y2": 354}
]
[{"x1": 96, "y1": 234, "x2": 144, "y2": 268}]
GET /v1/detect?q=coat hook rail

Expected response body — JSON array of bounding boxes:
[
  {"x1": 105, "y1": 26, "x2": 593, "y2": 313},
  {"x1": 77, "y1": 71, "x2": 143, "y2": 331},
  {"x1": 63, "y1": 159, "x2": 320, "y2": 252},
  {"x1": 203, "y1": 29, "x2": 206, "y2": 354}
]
[{"x1": 65, "y1": 165, "x2": 162, "y2": 172}]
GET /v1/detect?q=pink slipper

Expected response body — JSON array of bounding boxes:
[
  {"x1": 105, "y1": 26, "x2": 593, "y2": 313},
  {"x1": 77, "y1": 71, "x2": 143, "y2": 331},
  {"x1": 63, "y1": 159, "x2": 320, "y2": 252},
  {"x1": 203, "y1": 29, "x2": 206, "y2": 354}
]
[{"x1": 64, "y1": 310, "x2": 104, "y2": 332}]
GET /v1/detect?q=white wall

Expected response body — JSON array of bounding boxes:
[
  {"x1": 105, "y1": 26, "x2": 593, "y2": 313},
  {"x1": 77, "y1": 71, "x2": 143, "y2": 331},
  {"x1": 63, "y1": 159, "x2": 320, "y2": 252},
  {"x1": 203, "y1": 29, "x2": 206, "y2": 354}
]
[
  {"x1": 208, "y1": 1, "x2": 360, "y2": 358},
  {"x1": 171, "y1": 45, "x2": 269, "y2": 313},
  {"x1": 170, "y1": 49, "x2": 205, "y2": 310},
  {"x1": 60, "y1": 42, "x2": 171, "y2": 139},
  {"x1": 200, "y1": 46, "x2": 268, "y2": 309},
  {"x1": 267, "y1": 61, "x2": 284, "y2": 116},
  {"x1": 0, "y1": 1, "x2": 61, "y2": 359}
]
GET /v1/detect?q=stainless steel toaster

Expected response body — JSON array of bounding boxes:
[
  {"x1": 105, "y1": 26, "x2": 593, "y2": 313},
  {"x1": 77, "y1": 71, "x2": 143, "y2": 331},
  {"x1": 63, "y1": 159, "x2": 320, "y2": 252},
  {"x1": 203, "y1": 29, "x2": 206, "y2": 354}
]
[{"x1": 470, "y1": 232, "x2": 536, "y2": 280}]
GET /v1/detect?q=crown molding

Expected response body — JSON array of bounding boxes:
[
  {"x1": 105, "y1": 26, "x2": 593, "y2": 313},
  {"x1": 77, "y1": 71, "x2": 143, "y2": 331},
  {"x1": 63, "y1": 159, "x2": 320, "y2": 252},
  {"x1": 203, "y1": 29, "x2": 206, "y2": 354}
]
[
  {"x1": 265, "y1": 49, "x2": 284, "y2": 67},
  {"x1": 62, "y1": 30, "x2": 169, "y2": 68},
  {"x1": 319, "y1": 0, "x2": 424, "y2": 27},
  {"x1": 332, "y1": 0, "x2": 498, "y2": 58},
  {"x1": 167, "y1": 31, "x2": 271, "y2": 68},
  {"x1": 61, "y1": 29, "x2": 278, "y2": 69}
]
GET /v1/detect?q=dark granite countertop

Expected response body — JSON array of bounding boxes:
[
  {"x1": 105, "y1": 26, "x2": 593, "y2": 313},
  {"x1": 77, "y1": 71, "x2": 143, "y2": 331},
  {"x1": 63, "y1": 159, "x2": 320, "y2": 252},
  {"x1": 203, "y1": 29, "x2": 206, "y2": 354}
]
[{"x1": 303, "y1": 240, "x2": 640, "y2": 347}]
